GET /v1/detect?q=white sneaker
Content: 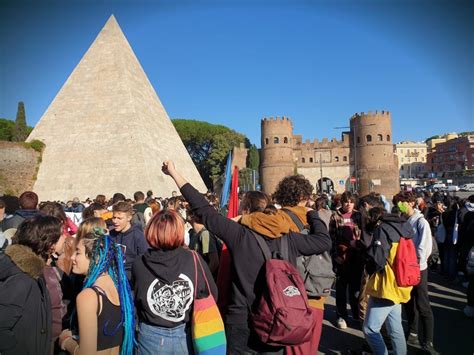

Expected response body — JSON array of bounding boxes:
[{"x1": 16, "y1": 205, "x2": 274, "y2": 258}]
[
  {"x1": 337, "y1": 317, "x2": 347, "y2": 329},
  {"x1": 464, "y1": 305, "x2": 474, "y2": 318}
]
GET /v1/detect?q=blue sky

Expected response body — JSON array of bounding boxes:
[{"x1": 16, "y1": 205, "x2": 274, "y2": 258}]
[{"x1": 0, "y1": 0, "x2": 472, "y2": 147}]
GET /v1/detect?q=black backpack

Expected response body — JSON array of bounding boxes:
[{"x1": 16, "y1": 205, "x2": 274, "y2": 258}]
[{"x1": 282, "y1": 209, "x2": 335, "y2": 297}]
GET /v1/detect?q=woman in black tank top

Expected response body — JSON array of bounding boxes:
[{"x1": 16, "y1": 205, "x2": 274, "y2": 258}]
[{"x1": 59, "y1": 218, "x2": 135, "y2": 355}]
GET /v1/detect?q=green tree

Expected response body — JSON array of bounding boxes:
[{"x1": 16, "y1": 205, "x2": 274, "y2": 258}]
[
  {"x1": 12, "y1": 102, "x2": 29, "y2": 142},
  {"x1": 246, "y1": 144, "x2": 260, "y2": 170},
  {"x1": 0, "y1": 118, "x2": 15, "y2": 141},
  {"x1": 172, "y1": 119, "x2": 248, "y2": 189}
]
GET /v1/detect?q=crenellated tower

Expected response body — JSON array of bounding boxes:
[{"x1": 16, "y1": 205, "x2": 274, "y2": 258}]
[
  {"x1": 260, "y1": 116, "x2": 294, "y2": 194},
  {"x1": 350, "y1": 110, "x2": 399, "y2": 197}
]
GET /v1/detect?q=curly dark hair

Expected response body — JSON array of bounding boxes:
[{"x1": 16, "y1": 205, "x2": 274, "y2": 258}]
[
  {"x1": 272, "y1": 175, "x2": 314, "y2": 207},
  {"x1": 13, "y1": 215, "x2": 62, "y2": 261}
]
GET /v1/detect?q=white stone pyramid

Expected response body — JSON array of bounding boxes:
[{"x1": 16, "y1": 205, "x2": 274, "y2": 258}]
[{"x1": 27, "y1": 15, "x2": 207, "y2": 201}]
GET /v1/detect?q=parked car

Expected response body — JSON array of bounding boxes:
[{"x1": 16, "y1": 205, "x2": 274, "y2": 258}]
[
  {"x1": 442, "y1": 185, "x2": 460, "y2": 192},
  {"x1": 460, "y1": 183, "x2": 474, "y2": 192},
  {"x1": 426, "y1": 183, "x2": 446, "y2": 192}
]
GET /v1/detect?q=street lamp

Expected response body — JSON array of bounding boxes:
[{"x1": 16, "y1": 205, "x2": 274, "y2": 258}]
[{"x1": 334, "y1": 123, "x2": 376, "y2": 192}]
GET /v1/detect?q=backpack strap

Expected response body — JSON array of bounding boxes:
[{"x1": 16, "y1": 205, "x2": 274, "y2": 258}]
[
  {"x1": 250, "y1": 230, "x2": 289, "y2": 262},
  {"x1": 280, "y1": 234, "x2": 289, "y2": 261},
  {"x1": 250, "y1": 231, "x2": 272, "y2": 261},
  {"x1": 282, "y1": 208, "x2": 306, "y2": 231}
]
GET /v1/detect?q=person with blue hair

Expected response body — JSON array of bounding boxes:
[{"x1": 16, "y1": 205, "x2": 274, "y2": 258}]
[{"x1": 59, "y1": 225, "x2": 135, "y2": 355}]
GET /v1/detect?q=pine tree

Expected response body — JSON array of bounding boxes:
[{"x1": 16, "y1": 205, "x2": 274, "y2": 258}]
[{"x1": 13, "y1": 101, "x2": 28, "y2": 141}]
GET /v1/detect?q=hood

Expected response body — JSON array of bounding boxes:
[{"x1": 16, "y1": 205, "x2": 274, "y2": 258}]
[
  {"x1": 407, "y1": 209, "x2": 424, "y2": 225},
  {"x1": 381, "y1": 214, "x2": 414, "y2": 239},
  {"x1": 142, "y1": 247, "x2": 190, "y2": 284},
  {"x1": 240, "y1": 206, "x2": 307, "y2": 238},
  {"x1": 466, "y1": 202, "x2": 474, "y2": 212},
  {"x1": 15, "y1": 209, "x2": 40, "y2": 219},
  {"x1": 0, "y1": 244, "x2": 45, "y2": 281}
]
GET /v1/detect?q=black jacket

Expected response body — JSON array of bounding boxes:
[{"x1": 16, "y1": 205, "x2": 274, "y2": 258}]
[
  {"x1": 365, "y1": 214, "x2": 414, "y2": 275},
  {"x1": 110, "y1": 223, "x2": 149, "y2": 279},
  {"x1": 132, "y1": 247, "x2": 217, "y2": 328},
  {"x1": 181, "y1": 183, "x2": 332, "y2": 325},
  {"x1": 0, "y1": 245, "x2": 52, "y2": 355}
]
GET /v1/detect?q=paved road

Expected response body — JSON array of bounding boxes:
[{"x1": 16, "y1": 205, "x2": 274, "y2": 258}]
[{"x1": 318, "y1": 272, "x2": 473, "y2": 354}]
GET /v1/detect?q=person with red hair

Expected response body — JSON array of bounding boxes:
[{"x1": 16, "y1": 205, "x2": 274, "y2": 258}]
[{"x1": 131, "y1": 209, "x2": 217, "y2": 354}]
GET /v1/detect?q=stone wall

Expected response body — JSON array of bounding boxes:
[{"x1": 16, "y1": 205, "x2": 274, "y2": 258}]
[{"x1": 0, "y1": 141, "x2": 40, "y2": 195}]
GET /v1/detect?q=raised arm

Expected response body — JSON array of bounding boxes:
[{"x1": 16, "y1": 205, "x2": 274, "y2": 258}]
[{"x1": 162, "y1": 161, "x2": 245, "y2": 249}]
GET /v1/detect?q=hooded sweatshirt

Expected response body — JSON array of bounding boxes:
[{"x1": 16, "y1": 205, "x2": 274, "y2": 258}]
[
  {"x1": 132, "y1": 247, "x2": 217, "y2": 328},
  {"x1": 366, "y1": 214, "x2": 414, "y2": 304},
  {"x1": 407, "y1": 210, "x2": 433, "y2": 271},
  {"x1": 110, "y1": 224, "x2": 149, "y2": 279}
]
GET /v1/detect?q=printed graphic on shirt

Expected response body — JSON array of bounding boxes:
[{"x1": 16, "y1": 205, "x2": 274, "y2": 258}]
[
  {"x1": 283, "y1": 285, "x2": 301, "y2": 297},
  {"x1": 146, "y1": 273, "x2": 194, "y2": 322}
]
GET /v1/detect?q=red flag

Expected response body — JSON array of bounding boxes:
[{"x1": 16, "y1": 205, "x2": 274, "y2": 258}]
[
  {"x1": 227, "y1": 166, "x2": 239, "y2": 218},
  {"x1": 217, "y1": 166, "x2": 239, "y2": 315}
]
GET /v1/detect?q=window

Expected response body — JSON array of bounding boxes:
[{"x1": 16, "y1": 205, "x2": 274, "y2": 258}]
[
  {"x1": 343, "y1": 156, "x2": 347, "y2": 162},
  {"x1": 335, "y1": 156, "x2": 339, "y2": 162},
  {"x1": 309, "y1": 157, "x2": 314, "y2": 163},
  {"x1": 377, "y1": 134, "x2": 383, "y2": 141},
  {"x1": 284, "y1": 137, "x2": 288, "y2": 144},
  {"x1": 265, "y1": 138, "x2": 269, "y2": 145},
  {"x1": 274, "y1": 137, "x2": 279, "y2": 144},
  {"x1": 387, "y1": 134, "x2": 391, "y2": 141},
  {"x1": 366, "y1": 135, "x2": 372, "y2": 142},
  {"x1": 357, "y1": 136, "x2": 360, "y2": 144},
  {"x1": 401, "y1": 166, "x2": 404, "y2": 170},
  {"x1": 301, "y1": 157, "x2": 305, "y2": 163}
]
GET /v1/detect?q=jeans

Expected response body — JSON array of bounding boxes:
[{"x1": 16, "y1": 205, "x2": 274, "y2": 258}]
[
  {"x1": 404, "y1": 269, "x2": 434, "y2": 344},
  {"x1": 336, "y1": 272, "x2": 361, "y2": 319},
  {"x1": 443, "y1": 243, "x2": 458, "y2": 279},
  {"x1": 363, "y1": 297, "x2": 406, "y2": 355},
  {"x1": 136, "y1": 322, "x2": 193, "y2": 355}
]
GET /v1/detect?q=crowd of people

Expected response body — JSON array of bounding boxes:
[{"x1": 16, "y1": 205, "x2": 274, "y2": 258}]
[{"x1": 0, "y1": 161, "x2": 473, "y2": 355}]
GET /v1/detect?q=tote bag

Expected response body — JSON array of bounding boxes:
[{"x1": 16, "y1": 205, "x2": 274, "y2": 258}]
[{"x1": 191, "y1": 251, "x2": 226, "y2": 354}]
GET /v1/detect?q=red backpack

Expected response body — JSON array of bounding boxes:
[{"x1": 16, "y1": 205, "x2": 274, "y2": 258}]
[
  {"x1": 250, "y1": 232, "x2": 315, "y2": 346},
  {"x1": 393, "y1": 235, "x2": 421, "y2": 287}
]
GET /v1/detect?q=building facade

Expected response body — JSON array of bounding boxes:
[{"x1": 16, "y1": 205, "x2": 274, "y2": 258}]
[
  {"x1": 394, "y1": 141, "x2": 427, "y2": 179},
  {"x1": 427, "y1": 135, "x2": 474, "y2": 175},
  {"x1": 260, "y1": 111, "x2": 400, "y2": 197}
]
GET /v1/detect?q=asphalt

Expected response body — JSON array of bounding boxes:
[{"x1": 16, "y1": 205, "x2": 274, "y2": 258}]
[{"x1": 318, "y1": 271, "x2": 473, "y2": 355}]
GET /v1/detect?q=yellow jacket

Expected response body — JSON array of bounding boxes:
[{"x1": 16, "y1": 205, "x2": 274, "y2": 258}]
[{"x1": 366, "y1": 242, "x2": 412, "y2": 304}]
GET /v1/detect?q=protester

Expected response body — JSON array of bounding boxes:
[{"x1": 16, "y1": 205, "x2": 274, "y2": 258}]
[
  {"x1": 162, "y1": 160, "x2": 332, "y2": 354},
  {"x1": 131, "y1": 209, "x2": 217, "y2": 354},
  {"x1": 59, "y1": 228, "x2": 135, "y2": 355},
  {"x1": 187, "y1": 208, "x2": 220, "y2": 277},
  {"x1": 2, "y1": 191, "x2": 40, "y2": 233},
  {"x1": 0, "y1": 215, "x2": 63, "y2": 355},
  {"x1": 109, "y1": 201, "x2": 149, "y2": 279},
  {"x1": 394, "y1": 192, "x2": 439, "y2": 355},
  {"x1": 329, "y1": 191, "x2": 363, "y2": 329}
]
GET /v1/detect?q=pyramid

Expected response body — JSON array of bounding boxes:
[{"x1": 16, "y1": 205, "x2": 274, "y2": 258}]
[{"x1": 27, "y1": 15, "x2": 207, "y2": 201}]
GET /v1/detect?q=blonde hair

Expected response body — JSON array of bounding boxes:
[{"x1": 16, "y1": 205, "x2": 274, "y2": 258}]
[{"x1": 77, "y1": 217, "x2": 107, "y2": 240}]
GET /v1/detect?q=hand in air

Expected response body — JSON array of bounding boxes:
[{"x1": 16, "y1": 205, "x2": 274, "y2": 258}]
[{"x1": 162, "y1": 160, "x2": 176, "y2": 176}]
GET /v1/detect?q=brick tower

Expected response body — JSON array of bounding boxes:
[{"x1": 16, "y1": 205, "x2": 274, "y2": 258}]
[
  {"x1": 350, "y1": 110, "x2": 399, "y2": 197},
  {"x1": 260, "y1": 117, "x2": 294, "y2": 194}
]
